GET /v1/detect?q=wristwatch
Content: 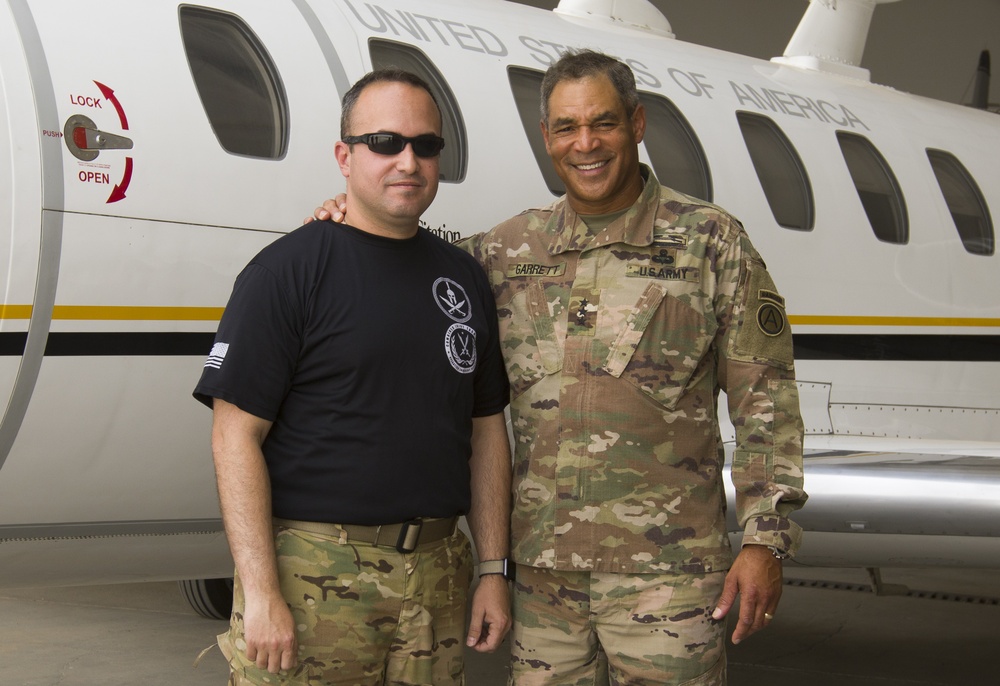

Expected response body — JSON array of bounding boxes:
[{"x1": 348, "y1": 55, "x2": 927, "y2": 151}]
[{"x1": 478, "y1": 558, "x2": 515, "y2": 581}]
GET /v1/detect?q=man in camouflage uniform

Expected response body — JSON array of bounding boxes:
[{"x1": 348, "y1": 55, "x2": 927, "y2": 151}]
[
  {"x1": 315, "y1": 51, "x2": 806, "y2": 686},
  {"x1": 460, "y1": 51, "x2": 807, "y2": 685},
  {"x1": 195, "y1": 69, "x2": 512, "y2": 685}
]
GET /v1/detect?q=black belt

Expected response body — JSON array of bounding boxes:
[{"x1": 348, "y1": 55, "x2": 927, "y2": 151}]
[{"x1": 273, "y1": 516, "x2": 459, "y2": 554}]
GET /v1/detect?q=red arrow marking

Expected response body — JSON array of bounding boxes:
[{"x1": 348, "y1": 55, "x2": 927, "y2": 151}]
[
  {"x1": 95, "y1": 81, "x2": 128, "y2": 130},
  {"x1": 107, "y1": 157, "x2": 133, "y2": 203}
]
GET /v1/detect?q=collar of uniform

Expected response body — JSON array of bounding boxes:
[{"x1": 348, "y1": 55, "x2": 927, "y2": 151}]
[{"x1": 544, "y1": 165, "x2": 659, "y2": 255}]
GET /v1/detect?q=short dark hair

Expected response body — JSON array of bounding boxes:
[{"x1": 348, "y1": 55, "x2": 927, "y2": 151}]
[
  {"x1": 340, "y1": 69, "x2": 441, "y2": 139},
  {"x1": 540, "y1": 50, "x2": 639, "y2": 125}
]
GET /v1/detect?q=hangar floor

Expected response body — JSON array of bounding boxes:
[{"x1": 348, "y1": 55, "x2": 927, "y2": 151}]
[{"x1": 1, "y1": 567, "x2": 996, "y2": 685}]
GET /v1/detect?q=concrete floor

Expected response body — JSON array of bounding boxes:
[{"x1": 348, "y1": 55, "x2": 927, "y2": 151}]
[{"x1": 1, "y1": 567, "x2": 997, "y2": 685}]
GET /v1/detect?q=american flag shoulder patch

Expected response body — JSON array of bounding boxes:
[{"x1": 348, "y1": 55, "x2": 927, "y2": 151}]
[{"x1": 205, "y1": 342, "x2": 229, "y2": 369}]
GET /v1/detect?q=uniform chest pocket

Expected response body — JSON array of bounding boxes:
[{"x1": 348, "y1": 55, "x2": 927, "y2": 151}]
[
  {"x1": 602, "y1": 282, "x2": 716, "y2": 411},
  {"x1": 498, "y1": 280, "x2": 565, "y2": 400}
]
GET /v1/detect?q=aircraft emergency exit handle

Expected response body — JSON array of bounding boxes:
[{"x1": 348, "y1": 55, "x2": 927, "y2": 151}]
[
  {"x1": 73, "y1": 126, "x2": 133, "y2": 151},
  {"x1": 63, "y1": 113, "x2": 133, "y2": 161}
]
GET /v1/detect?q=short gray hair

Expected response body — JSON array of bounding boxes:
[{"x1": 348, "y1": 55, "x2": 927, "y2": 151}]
[{"x1": 540, "y1": 50, "x2": 639, "y2": 125}]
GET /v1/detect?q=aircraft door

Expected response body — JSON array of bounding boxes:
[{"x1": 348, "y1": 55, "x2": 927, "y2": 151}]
[
  {"x1": 0, "y1": 2, "x2": 44, "y2": 467},
  {"x1": 0, "y1": 0, "x2": 359, "y2": 586}
]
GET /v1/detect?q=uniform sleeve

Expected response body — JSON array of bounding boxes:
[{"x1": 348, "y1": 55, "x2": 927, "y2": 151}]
[
  {"x1": 715, "y1": 228, "x2": 808, "y2": 557},
  {"x1": 456, "y1": 231, "x2": 490, "y2": 274},
  {"x1": 192, "y1": 263, "x2": 301, "y2": 421},
  {"x1": 455, "y1": 232, "x2": 479, "y2": 258}
]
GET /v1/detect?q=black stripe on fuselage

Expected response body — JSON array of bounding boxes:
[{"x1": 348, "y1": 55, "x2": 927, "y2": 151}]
[
  {"x1": 0, "y1": 332, "x2": 215, "y2": 356},
  {"x1": 0, "y1": 332, "x2": 995, "y2": 360},
  {"x1": 793, "y1": 334, "x2": 1000, "y2": 361}
]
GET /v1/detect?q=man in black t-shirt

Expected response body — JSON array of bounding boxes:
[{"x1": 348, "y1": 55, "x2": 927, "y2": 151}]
[{"x1": 194, "y1": 69, "x2": 512, "y2": 685}]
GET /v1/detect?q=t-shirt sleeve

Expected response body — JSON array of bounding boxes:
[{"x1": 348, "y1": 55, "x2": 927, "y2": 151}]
[
  {"x1": 471, "y1": 268, "x2": 510, "y2": 417},
  {"x1": 192, "y1": 263, "x2": 301, "y2": 420}
]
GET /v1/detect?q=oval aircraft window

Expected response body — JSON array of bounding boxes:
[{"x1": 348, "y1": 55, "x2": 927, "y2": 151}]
[
  {"x1": 926, "y1": 149, "x2": 995, "y2": 256},
  {"x1": 368, "y1": 40, "x2": 467, "y2": 183},
  {"x1": 837, "y1": 132, "x2": 908, "y2": 244},
  {"x1": 639, "y1": 93, "x2": 712, "y2": 202},
  {"x1": 179, "y1": 6, "x2": 288, "y2": 159},
  {"x1": 736, "y1": 112, "x2": 814, "y2": 231},
  {"x1": 507, "y1": 67, "x2": 564, "y2": 196}
]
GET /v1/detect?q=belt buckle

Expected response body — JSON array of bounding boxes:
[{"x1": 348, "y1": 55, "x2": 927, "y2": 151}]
[{"x1": 395, "y1": 519, "x2": 423, "y2": 553}]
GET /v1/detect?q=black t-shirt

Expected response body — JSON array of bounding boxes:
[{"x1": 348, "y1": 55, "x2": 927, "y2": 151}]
[{"x1": 194, "y1": 221, "x2": 509, "y2": 524}]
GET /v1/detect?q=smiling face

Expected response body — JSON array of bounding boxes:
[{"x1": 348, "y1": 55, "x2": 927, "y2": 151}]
[
  {"x1": 541, "y1": 74, "x2": 646, "y2": 216},
  {"x1": 335, "y1": 81, "x2": 442, "y2": 238}
]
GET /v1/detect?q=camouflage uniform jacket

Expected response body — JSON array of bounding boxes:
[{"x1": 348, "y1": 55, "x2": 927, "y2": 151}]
[{"x1": 463, "y1": 168, "x2": 806, "y2": 574}]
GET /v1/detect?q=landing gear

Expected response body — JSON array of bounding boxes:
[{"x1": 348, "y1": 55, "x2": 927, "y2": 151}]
[{"x1": 179, "y1": 578, "x2": 233, "y2": 619}]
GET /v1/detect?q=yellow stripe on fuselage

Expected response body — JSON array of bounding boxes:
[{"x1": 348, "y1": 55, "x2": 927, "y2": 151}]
[
  {"x1": 0, "y1": 305, "x2": 225, "y2": 321},
  {"x1": 0, "y1": 307, "x2": 998, "y2": 328}
]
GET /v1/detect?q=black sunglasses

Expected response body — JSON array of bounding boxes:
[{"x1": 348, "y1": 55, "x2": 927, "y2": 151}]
[{"x1": 343, "y1": 132, "x2": 446, "y2": 158}]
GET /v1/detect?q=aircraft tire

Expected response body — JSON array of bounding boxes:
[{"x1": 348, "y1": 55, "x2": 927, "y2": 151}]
[{"x1": 179, "y1": 577, "x2": 234, "y2": 619}]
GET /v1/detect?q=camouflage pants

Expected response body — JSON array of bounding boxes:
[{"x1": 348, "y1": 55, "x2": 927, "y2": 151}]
[
  {"x1": 509, "y1": 566, "x2": 727, "y2": 686},
  {"x1": 219, "y1": 522, "x2": 473, "y2": 685}
]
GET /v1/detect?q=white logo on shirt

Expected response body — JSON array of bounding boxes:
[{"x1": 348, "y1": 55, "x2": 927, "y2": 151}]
[
  {"x1": 205, "y1": 342, "x2": 229, "y2": 369},
  {"x1": 433, "y1": 277, "x2": 471, "y2": 323},
  {"x1": 445, "y1": 324, "x2": 477, "y2": 374}
]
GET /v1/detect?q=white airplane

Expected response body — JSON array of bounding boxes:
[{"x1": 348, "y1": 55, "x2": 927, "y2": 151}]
[{"x1": 1, "y1": 0, "x2": 997, "y2": 618}]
